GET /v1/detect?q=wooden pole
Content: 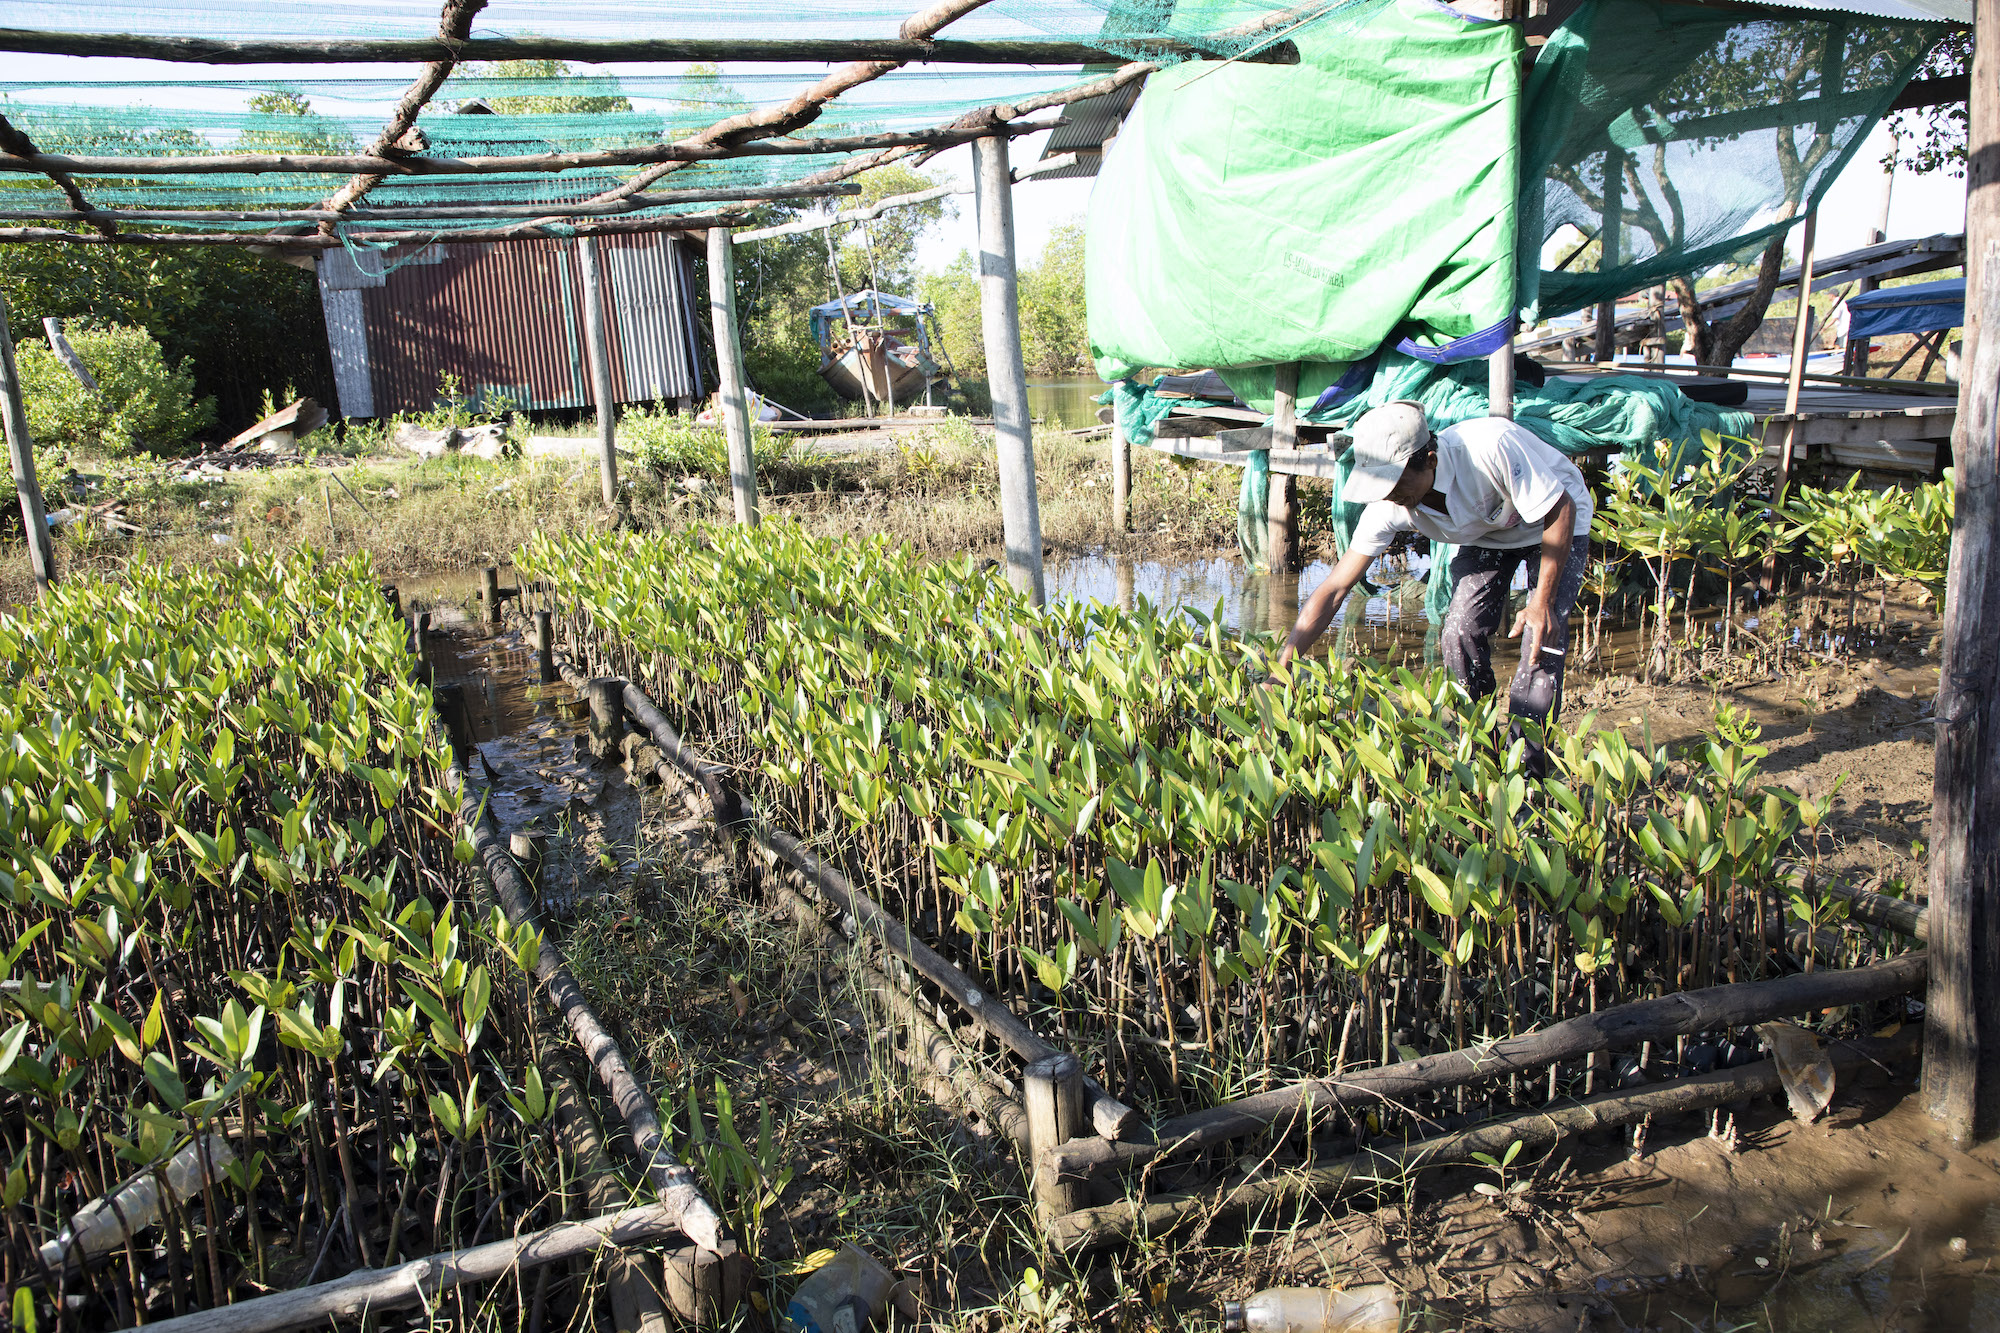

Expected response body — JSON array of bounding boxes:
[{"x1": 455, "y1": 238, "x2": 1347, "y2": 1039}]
[
  {"x1": 534, "y1": 610, "x2": 557, "y2": 683},
  {"x1": 1110, "y1": 412, "x2": 1132, "y2": 535},
  {"x1": 1594, "y1": 148, "x2": 1624, "y2": 365},
  {"x1": 41, "y1": 316, "x2": 97, "y2": 395},
  {"x1": 974, "y1": 134, "x2": 1046, "y2": 606},
  {"x1": 0, "y1": 294, "x2": 55, "y2": 594},
  {"x1": 587, "y1": 677, "x2": 628, "y2": 758},
  {"x1": 1024, "y1": 1054, "x2": 1087, "y2": 1226},
  {"x1": 481, "y1": 566, "x2": 502, "y2": 626},
  {"x1": 121, "y1": 1202, "x2": 691, "y2": 1333},
  {"x1": 1926, "y1": 0, "x2": 2000, "y2": 1141},
  {"x1": 0, "y1": 29, "x2": 1299, "y2": 67},
  {"x1": 576, "y1": 235, "x2": 620, "y2": 509},
  {"x1": 1266, "y1": 362, "x2": 1299, "y2": 573},
  {"x1": 1774, "y1": 210, "x2": 1819, "y2": 507},
  {"x1": 1488, "y1": 332, "x2": 1516, "y2": 419},
  {"x1": 706, "y1": 226, "x2": 759, "y2": 526}
]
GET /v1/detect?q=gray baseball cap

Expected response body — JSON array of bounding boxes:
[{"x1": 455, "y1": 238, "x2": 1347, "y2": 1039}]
[{"x1": 1343, "y1": 401, "x2": 1433, "y2": 504}]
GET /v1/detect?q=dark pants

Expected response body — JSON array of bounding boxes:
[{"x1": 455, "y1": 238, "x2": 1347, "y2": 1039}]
[{"x1": 1440, "y1": 536, "x2": 1591, "y2": 767}]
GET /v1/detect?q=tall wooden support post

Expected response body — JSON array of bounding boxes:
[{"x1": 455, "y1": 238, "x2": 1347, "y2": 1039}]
[
  {"x1": 1926, "y1": 0, "x2": 2000, "y2": 1146},
  {"x1": 481, "y1": 566, "x2": 502, "y2": 627},
  {"x1": 1772, "y1": 211, "x2": 1819, "y2": 510},
  {"x1": 974, "y1": 134, "x2": 1047, "y2": 606},
  {"x1": 1111, "y1": 412, "x2": 1132, "y2": 535},
  {"x1": 0, "y1": 296, "x2": 55, "y2": 594},
  {"x1": 1594, "y1": 149, "x2": 1624, "y2": 364},
  {"x1": 534, "y1": 610, "x2": 557, "y2": 684},
  {"x1": 1024, "y1": 1054, "x2": 1085, "y2": 1227},
  {"x1": 1489, "y1": 333, "x2": 1516, "y2": 419},
  {"x1": 706, "y1": 227, "x2": 760, "y2": 527},
  {"x1": 577, "y1": 236, "x2": 619, "y2": 510},
  {"x1": 1267, "y1": 362, "x2": 1299, "y2": 573},
  {"x1": 586, "y1": 677, "x2": 627, "y2": 763}
]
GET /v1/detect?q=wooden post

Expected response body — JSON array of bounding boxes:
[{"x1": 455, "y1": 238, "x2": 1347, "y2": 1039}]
[
  {"x1": 482, "y1": 566, "x2": 502, "y2": 627},
  {"x1": 6, "y1": 303, "x2": 62, "y2": 592},
  {"x1": 1773, "y1": 211, "x2": 1818, "y2": 508},
  {"x1": 576, "y1": 236, "x2": 620, "y2": 510},
  {"x1": 413, "y1": 611, "x2": 432, "y2": 674},
  {"x1": 587, "y1": 677, "x2": 627, "y2": 757},
  {"x1": 1024, "y1": 1053, "x2": 1086, "y2": 1226},
  {"x1": 974, "y1": 134, "x2": 1047, "y2": 606},
  {"x1": 534, "y1": 610, "x2": 557, "y2": 683},
  {"x1": 1488, "y1": 333, "x2": 1516, "y2": 419},
  {"x1": 1267, "y1": 362, "x2": 1299, "y2": 573},
  {"x1": 1926, "y1": 0, "x2": 2000, "y2": 1145},
  {"x1": 41, "y1": 317, "x2": 98, "y2": 395},
  {"x1": 1847, "y1": 137, "x2": 1897, "y2": 377},
  {"x1": 382, "y1": 583, "x2": 403, "y2": 621},
  {"x1": 705, "y1": 226, "x2": 759, "y2": 527},
  {"x1": 1111, "y1": 412, "x2": 1131, "y2": 535},
  {"x1": 1594, "y1": 148, "x2": 1624, "y2": 365}
]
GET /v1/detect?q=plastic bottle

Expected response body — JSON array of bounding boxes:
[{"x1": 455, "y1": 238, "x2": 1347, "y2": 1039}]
[
  {"x1": 39, "y1": 1135, "x2": 236, "y2": 1271},
  {"x1": 1220, "y1": 1285, "x2": 1401, "y2": 1333},
  {"x1": 784, "y1": 1243, "x2": 898, "y2": 1333}
]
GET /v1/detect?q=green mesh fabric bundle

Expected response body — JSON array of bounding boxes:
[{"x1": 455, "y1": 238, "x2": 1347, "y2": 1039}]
[{"x1": 1517, "y1": 0, "x2": 1942, "y2": 322}]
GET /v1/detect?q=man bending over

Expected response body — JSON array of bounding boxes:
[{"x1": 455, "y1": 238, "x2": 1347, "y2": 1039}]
[{"x1": 1274, "y1": 400, "x2": 1594, "y2": 761}]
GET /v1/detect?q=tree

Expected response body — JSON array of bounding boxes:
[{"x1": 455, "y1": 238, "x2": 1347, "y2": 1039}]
[
  {"x1": 1546, "y1": 17, "x2": 1935, "y2": 366},
  {"x1": 1019, "y1": 219, "x2": 1091, "y2": 376},
  {"x1": 1886, "y1": 28, "x2": 1968, "y2": 178},
  {"x1": 447, "y1": 60, "x2": 634, "y2": 115},
  {"x1": 921, "y1": 250, "x2": 984, "y2": 380}
]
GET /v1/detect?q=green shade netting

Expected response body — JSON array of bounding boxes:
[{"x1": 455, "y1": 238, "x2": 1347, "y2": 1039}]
[
  {"x1": 1517, "y1": 0, "x2": 1941, "y2": 322},
  {"x1": 10, "y1": 0, "x2": 1336, "y2": 54},
  {"x1": 1087, "y1": 0, "x2": 1521, "y2": 391}
]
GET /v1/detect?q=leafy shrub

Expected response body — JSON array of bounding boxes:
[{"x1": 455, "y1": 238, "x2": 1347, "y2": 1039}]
[
  {"x1": 17, "y1": 320, "x2": 216, "y2": 456},
  {"x1": 622, "y1": 402, "x2": 790, "y2": 479}
]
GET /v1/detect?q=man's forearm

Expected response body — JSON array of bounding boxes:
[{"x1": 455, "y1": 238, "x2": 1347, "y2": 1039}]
[{"x1": 1532, "y1": 495, "x2": 1576, "y2": 608}]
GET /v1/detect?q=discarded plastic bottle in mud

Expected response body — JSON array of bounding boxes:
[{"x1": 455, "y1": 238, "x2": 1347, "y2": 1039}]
[
  {"x1": 39, "y1": 1135, "x2": 237, "y2": 1270},
  {"x1": 785, "y1": 1243, "x2": 898, "y2": 1333},
  {"x1": 1220, "y1": 1285, "x2": 1401, "y2": 1333}
]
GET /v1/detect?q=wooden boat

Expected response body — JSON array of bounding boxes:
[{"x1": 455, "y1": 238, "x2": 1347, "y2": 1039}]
[{"x1": 810, "y1": 290, "x2": 946, "y2": 405}]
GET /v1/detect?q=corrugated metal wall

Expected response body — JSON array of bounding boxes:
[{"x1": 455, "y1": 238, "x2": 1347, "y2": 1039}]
[{"x1": 315, "y1": 232, "x2": 703, "y2": 419}]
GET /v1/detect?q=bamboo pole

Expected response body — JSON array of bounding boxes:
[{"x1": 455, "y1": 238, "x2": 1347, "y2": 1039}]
[
  {"x1": 1051, "y1": 1028, "x2": 1923, "y2": 1251},
  {"x1": 0, "y1": 30, "x2": 1297, "y2": 67},
  {"x1": 975, "y1": 133, "x2": 1046, "y2": 605},
  {"x1": 1047, "y1": 949, "x2": 1928, "y2": 1179},
  {"x1": 706, "y1": 226, "x2": 759, "y2": 527},
  {"x1": 577, "y1": 236, "x2": 620, "y2": 509},
  {"x1": 1927, "y1": 0, "x2": 2000, "y2": 1141},
  {"x1": 0, "y1": 292, "x2": 55, "y2": 593},
  {"x1": 41, "y1": 317, "x2": 97, "y2": 394},
  {"x1": 0, "y1": 213, "x2": 738, "y2": 249}
]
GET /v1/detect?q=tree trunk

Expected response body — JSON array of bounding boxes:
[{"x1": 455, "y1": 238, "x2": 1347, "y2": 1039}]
[{"x1": 1671, "y1": 229, "x2": 1792, "y2": 369}]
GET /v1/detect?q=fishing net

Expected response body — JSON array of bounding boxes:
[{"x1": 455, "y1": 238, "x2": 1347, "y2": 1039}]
[{"x1": 1517, "y1": 0, "x2": 1942, "y2": 322}]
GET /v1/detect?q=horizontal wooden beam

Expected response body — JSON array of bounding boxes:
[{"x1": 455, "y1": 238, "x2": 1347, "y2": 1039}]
[
  {"x1": 1890, "y1": 73, "x2": 1969, "y2": 112},
  {"x1": 0, "y1": 208, "x2": 737, "y2": 248},
  {"x1": 0, "y1": 121, "x2": 1047, "y2": 181},
  {"x1": 0, "y1": 180, "x2": 860, "y2": 226},
  {"x1": 0, "y1": 28, "x2": 1297, "y2": 67}
]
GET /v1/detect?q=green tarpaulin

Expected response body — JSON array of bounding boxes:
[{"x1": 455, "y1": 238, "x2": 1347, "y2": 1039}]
[{"x1": 1087, "y1": 0, "x2": 1521, "y2": 399}]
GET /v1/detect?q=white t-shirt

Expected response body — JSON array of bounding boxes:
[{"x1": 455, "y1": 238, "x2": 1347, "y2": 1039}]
[{"x1": 1348, "y1": 417, "x2": 1595, "y2": 556}]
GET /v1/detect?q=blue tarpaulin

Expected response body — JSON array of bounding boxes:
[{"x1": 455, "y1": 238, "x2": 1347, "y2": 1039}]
[{"x1": 1846, "y1": 278, "x2": 1964, "y2": 340}]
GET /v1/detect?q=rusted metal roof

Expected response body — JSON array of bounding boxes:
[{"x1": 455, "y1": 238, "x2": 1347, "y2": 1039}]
[{"x1": 316, "y1": 232, "x2": 704, "y2": 418}]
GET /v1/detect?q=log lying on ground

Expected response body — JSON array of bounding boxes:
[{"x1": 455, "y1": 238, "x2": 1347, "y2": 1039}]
[
  {"x1": 124, "y1": 1201, "x2": 686, "y2": 1333},
  {"x1": 455, "y1": 768, "x2": 727, "y2": 1254},
  {"x1": 1048, "y1": 950, "x2": 1928, "y2": 1179},
  {"x1": 1780, "y1": 862, "x2": 1928, "y2": 939},
  {"x1": 1051, "y1": 1025, "x2": 1924, "y2": 1251}
]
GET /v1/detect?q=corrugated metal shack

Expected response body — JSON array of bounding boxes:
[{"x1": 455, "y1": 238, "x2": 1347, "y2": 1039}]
[{"x1": 315, "y1": 231, "x2": 706, "y2": 419}]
